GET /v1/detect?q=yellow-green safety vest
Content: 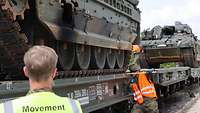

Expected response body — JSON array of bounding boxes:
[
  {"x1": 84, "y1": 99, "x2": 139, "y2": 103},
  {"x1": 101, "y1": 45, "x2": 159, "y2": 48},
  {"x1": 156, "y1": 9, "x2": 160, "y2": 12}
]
[{"x1": 0, "y1": 92, "x2": 83, "y2": 113}]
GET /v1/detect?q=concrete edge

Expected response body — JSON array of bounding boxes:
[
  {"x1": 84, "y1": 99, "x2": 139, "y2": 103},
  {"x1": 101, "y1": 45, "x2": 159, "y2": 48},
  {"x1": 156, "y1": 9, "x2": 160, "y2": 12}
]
[{"x1": 176, "y1": 93, "x2": 200, "y2": 113}]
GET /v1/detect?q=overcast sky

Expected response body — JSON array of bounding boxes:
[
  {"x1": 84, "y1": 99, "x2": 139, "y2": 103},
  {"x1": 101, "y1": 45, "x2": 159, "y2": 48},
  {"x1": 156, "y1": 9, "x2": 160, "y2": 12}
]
[{"x1": 138, "y1": 0, "x2": 200, "y2": 37}]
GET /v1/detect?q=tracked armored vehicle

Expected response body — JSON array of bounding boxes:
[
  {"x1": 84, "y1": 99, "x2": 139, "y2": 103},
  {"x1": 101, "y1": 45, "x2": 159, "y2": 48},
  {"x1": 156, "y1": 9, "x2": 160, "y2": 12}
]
[
  {"x1": 0, "y1": 0, "x2": 140, "y2": 80},
  {"x1": 140, "y1": 22, "x2": 200, "y2": 68},
  {"x1": 0, "y1": 1, "x2": 141, "y2": 112}
]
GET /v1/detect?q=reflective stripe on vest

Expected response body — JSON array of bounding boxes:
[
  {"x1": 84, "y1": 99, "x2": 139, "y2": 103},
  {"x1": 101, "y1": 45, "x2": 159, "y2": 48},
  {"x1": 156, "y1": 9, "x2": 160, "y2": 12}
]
[
  {"x1": 68, "y1": 98, "x2": 80, "y2": 113},
  {"x1": 131, "y1": 83, "x2": 144, "y2": 104},
  {"x1": 4, "y1": 101, "x2": 13, "y2": 113},
  {"x1": 3, "y1": 98, "x2": 80, "y2": 113},
  {"x1": 142, "y1": 90, "x2": 155, "y2": 95},
  {"x1": 134, "y1": 95, "x2": 143, "y2": 100},
  {"x1": 141, "y1": 86, "x2": 154, "y2": 92},
  {"x1": 137, "y1": 72, "x2": 157, "y2": 98},
  {"x1": 133, "y1": 91, "x2": 141, "y2": 96}
]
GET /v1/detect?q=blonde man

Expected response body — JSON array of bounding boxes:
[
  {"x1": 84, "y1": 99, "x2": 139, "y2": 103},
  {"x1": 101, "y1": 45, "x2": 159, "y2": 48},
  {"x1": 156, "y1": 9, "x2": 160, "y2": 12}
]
[{"x1": 0, "y1": 45, "x2": 83, "y2": 113}]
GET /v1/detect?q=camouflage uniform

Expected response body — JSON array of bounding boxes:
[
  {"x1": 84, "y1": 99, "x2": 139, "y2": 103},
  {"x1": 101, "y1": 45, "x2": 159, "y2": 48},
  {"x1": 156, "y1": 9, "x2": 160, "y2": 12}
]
[
  {"x1": 27, "y1": 88, "x2": 53, "y2": 95},
  {"x1": 131, "y1": 98, "x2": 159, "y2": 113},
  {"x1": 129, "y1": 52, "x2": 141, "y2": 72}
]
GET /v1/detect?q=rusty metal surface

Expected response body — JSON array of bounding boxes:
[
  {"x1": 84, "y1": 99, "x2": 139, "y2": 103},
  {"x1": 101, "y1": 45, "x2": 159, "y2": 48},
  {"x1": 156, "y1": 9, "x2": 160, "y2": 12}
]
[{"x1": 144, "y1": 48, "x2": 181, "y2": 64}]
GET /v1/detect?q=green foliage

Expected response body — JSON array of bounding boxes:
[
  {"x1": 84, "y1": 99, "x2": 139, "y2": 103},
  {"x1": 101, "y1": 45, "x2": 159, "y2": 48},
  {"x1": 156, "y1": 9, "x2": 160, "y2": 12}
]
[{"x1": 160, "y1": 62, "x2": 176, "y2": 68}]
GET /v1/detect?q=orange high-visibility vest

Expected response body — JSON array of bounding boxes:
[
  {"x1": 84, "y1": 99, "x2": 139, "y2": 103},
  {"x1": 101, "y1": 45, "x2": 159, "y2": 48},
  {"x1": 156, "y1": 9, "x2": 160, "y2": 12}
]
[
  {"x1": 137, "y1": 72, "x2": 157, "y2": 98},
  {"x1": 130, "y1": 82, "x2": 144, "y2": 104}
]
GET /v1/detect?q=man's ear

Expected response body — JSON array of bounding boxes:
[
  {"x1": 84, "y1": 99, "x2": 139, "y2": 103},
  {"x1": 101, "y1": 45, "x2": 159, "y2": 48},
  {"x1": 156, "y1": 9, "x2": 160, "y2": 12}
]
[
  {"x1": 23, "y1": 66, "x2": 29, "y2": 78},
  {"x1": 52, "y1": 68, "x2": 57, "y2": 79}
]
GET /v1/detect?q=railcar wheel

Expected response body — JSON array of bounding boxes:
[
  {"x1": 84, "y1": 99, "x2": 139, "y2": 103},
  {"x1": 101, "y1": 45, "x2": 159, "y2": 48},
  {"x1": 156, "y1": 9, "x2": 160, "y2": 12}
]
[
  {"x1": 116, "y1": 50, "x2": 124, "y2": 68},
  {"x1": 57, "y1": 42, "x2": 75, "y2": 70},
  {"x1": 75, "y1": 44, "x2": 91, "y2": 69},
  {"x1": 106, "y1": 49, "x2": 116, "y2": 69},
  {"x1": 91, "y1": 47, "x2": 106, "y2": 69}
]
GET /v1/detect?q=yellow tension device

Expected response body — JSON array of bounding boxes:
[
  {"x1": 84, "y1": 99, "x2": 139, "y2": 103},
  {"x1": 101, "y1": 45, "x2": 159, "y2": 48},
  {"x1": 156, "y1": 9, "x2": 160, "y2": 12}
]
[
  {"x1": 0, "y1": 92, "x2": 82, "y2": 113},
  {"x1": 132, "y1": 45, "x2": 141, "y2": 53}
]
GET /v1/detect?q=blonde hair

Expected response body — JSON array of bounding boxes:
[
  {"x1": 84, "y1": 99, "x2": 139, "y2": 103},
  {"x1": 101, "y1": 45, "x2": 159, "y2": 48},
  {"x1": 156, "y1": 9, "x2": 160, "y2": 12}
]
[{"x1": 24, "y1": 45, "x2": 58, "y2": 81}]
